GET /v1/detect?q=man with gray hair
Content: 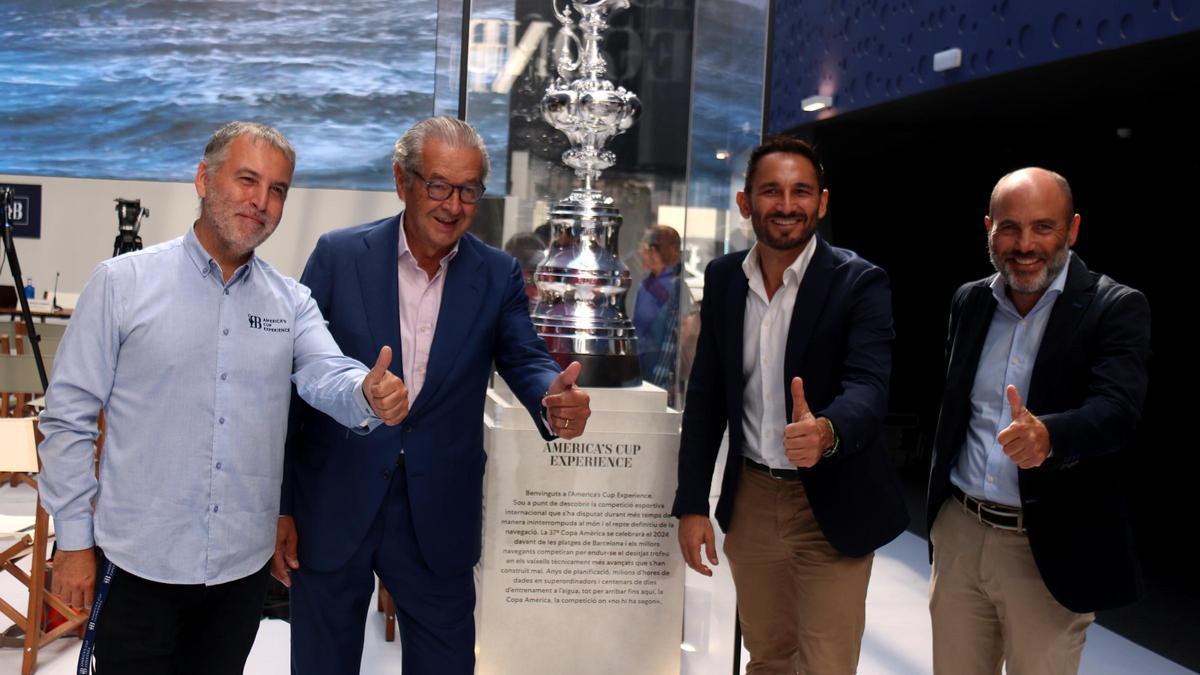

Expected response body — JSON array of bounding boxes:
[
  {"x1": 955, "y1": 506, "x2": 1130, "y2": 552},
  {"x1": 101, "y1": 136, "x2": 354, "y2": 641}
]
[
  {"x1": 279, "y1": 116, "x2": 592, "y2": 674},
  {"x1": 37, "y1": 121, "x2": 409, "y2": 673},
  {"x1": 927, "y1": 167, "x2": 1151, "y2": 674}
]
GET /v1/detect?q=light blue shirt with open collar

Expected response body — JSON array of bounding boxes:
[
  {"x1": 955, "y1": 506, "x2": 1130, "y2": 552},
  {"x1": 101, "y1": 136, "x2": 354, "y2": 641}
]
[
  {"x1": 38, "y1": 225, "x2": 378, "y2": 585},
  {"x1": 950, "y1": 252, "x2": 1072, "y2": 508}
]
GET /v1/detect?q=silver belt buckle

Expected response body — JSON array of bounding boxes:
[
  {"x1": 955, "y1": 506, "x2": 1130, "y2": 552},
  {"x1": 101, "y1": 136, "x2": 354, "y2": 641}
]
[{"x1": 974, "y1": 497, "x2": 1025, "y2": 533}]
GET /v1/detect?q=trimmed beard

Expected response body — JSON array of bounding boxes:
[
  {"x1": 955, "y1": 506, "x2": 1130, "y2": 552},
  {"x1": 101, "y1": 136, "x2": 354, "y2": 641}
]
[{"x1": 988, "y1": 239, "x2": 1070, "y2": 294}]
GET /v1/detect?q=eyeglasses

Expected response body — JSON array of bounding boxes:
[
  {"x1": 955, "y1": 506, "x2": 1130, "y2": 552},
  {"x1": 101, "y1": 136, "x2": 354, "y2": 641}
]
[{"x1": 411, "y1": 170, "x2": 485, "y2": 205}]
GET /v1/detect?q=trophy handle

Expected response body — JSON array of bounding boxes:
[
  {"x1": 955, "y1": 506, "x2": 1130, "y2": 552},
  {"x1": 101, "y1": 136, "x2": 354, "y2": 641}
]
[
  {"x1": 552, "y1": 0, "x2": 573, "y2": 24},
  {"x1": 553, "y1": 27, "x2": 582, "y2": 79},
  {"x1": 573, "y1": 0, "x2": 631, "y2": 12}
]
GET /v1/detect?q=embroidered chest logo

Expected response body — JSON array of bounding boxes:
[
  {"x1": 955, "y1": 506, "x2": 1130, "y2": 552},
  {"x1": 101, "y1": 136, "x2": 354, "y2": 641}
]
[{"x1": 247, "y1": 314, "x2": 291, "y2": 333}]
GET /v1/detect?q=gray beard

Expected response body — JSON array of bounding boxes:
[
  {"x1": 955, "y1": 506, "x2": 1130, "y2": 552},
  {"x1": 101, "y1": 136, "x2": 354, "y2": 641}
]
[{"x1": 989, "y1": 242, "x2": 1070, "y2": 294}]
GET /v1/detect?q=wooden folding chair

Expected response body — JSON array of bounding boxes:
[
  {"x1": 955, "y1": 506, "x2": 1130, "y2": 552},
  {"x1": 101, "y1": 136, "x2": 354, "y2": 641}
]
[
  {"x1": 0, "y1": 346, "x2": 55, "y2": 488},
  {"x1": 0, "y1": 417, "x2": 88, "y2": 674}
]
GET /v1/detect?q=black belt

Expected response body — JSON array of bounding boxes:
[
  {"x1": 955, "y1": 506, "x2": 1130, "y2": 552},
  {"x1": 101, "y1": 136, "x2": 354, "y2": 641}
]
[
  {"x1": 743, "y1": 457, "x2": 803, "y2": 480},
  {"x1": 952, "y1": 485, "x2": 1025, "y2": 533}
]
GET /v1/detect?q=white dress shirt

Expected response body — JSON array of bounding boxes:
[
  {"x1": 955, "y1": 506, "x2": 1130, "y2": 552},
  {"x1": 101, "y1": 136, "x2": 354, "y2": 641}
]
[{"x1": 740, "y1": 240, "x2": 817, "y2": 469}]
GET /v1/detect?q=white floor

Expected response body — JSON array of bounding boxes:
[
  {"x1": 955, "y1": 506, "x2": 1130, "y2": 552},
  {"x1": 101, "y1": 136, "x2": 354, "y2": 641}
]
[{"x1": 2, "y1": 481, "x2": 1195, "y2": 675}]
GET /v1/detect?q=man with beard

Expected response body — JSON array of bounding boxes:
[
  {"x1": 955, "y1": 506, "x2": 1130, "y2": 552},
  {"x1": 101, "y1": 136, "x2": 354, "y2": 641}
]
[
  {"x1": 672, "y1": 136, "x2": 907, "y2": 673},
  {"x1": 927, "y1": 167, "x2": 1151, "y2": 674},
  {"x1": 37, "y1": 121, "x2": 409, "y2": 674}
]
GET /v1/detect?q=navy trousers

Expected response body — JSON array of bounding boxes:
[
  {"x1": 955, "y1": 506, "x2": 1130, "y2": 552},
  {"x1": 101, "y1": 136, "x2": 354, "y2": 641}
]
[{"x1": 289, "y1": 463, "x2": 475, "y2": 675}]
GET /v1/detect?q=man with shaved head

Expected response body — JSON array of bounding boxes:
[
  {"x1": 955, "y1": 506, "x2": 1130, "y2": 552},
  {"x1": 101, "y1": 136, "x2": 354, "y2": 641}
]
[{"x1": 926, "y1": 168, "x2": 1152, "y2": 674}]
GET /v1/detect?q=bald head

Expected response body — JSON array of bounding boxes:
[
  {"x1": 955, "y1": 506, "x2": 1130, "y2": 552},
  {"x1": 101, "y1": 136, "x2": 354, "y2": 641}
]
[
  {"x1": 640, "y1": 225, "x2": 681, "y2": 276},
  {"x1": 989, "y1": 167, "x2": 1074, "y2": 223},
  {"x1": 985, "y1": 167, "x2": 1080, "y2": 313}
]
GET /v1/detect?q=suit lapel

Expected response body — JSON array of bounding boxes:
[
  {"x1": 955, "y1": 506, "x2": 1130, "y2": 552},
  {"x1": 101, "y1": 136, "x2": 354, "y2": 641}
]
[
  {"x1": 724, "y1": 254, "x2": 749, "y2": 418},
  {"x1": 408, "y1": 234, "x2": 485, "y2": 417},
  {"x1": 355, "y1": 214, "x2": 403, "y2": 376},
  {"x1": 1029, "y1": 254, "x2": 1094, "y2": 409},
  {"x1": 783, "y1": 237, "x2": 834, "y2": 382},
  {"x1": 946, "y1": 283, "x2": 996, "y2": 398}
]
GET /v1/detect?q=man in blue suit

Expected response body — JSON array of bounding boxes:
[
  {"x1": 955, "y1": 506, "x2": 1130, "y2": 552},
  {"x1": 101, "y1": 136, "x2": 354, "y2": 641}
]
[
  {"x1": 673, "y1": 136, "x2": 907, "y2": 673},
  {"x1": 277, "y1": 117, "x2": 592, "y2": 674}
]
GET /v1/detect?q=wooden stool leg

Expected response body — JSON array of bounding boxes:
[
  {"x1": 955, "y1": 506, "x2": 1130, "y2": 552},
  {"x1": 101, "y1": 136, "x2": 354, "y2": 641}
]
[{"x1": 377, "y1": 579, "x2": 396, "y2": 643}]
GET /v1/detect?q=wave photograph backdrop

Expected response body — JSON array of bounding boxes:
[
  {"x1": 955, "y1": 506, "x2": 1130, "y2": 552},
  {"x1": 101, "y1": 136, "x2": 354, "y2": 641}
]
[{"x1": 0, "y1": 0, "x2": 443, "y2": 191}]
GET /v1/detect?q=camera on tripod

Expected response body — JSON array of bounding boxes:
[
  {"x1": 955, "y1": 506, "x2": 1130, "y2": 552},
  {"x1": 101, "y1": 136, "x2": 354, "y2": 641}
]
[{"x1": 114, "y1": 198, "x2": 149, "y2": 257}]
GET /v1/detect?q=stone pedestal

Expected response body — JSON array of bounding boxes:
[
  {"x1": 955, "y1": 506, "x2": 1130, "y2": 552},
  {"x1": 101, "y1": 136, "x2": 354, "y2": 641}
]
[{"x1": 476, "y1": 380, "x2": 684, "y2": 675}]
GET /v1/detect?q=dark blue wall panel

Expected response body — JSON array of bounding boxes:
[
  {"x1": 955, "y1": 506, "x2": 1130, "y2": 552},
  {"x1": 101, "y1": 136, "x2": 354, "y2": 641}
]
[{"x1": 768, "y1": 0, "x2": 1200, "y2": 133}]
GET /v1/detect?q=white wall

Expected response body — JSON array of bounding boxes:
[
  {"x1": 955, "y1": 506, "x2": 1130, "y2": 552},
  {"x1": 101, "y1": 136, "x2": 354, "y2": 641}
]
[{"x1": 1, "y1": 173, "x2": 404, "y2": 294}]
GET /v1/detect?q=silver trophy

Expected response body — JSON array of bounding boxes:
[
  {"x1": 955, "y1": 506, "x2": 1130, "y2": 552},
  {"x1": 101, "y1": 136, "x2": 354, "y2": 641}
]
[{"x1": 530, "y1": 0, "x2": 643, "y2": 387}]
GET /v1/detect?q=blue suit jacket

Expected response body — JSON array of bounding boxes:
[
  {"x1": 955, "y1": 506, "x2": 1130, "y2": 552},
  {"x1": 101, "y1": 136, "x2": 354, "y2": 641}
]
[
  {"x1": 672, "y1": 237, "x2": 908, "y2": 557},
  {"x1": 283, "y1": 214, "x2": 559, "y2": 575},
  {"x1": 927, "y1": 254, "x2": 1152, "y2": 612}
]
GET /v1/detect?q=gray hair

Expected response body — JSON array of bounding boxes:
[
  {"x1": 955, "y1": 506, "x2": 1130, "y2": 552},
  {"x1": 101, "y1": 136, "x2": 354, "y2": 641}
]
[
  {"x1": 203, "y1": 121, "x2": 296, "y2": 170},
  {"x1": 392, "y1": 116, "x2": 490, "y2": 185}
]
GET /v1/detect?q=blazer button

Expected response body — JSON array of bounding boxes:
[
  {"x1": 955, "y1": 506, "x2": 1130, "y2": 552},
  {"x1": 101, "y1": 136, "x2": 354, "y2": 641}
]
[
  {"x1": 404, "y1": 425, "x2": 414, "y2": 433},
  {"x1": 381, "y1": 469, "x2": 391, "y2": 480}
]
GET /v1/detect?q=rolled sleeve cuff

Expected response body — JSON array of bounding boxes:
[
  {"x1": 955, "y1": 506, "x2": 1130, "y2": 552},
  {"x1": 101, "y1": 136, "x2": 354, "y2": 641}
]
[{"x1": 54, "y1": 518, "x2": 95, "y2": 551}]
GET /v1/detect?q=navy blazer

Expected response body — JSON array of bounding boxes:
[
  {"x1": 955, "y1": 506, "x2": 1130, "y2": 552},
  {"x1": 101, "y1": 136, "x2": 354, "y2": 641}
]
[
  {"x1": 927, "y1": 254, "x2": 1152, "y2": 612},
  {"x1": 283, "y1": 214, "x2": 559, "y2": 575},
  {"x1": 672, "y1": 237, "x2": 908, "y2": 557}
]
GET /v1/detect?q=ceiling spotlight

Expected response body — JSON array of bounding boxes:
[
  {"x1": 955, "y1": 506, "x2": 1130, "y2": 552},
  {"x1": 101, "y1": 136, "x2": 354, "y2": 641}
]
[
  {"x1": 715, "y1": 149, "x2": 730, "y2": 160},
  {"x1": 801, "y1": 95, "x2": 833, "y2": 112},
  {"x1": 680, "y1": 642, "x2": 698, "y2": 653}
]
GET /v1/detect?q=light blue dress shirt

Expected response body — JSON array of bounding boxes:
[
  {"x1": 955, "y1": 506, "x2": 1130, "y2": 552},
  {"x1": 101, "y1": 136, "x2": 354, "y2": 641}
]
[
  {"x1": 949, "y1": 254, "x2": 1071, "y2": 508},
  {"x1": 38, "y1": 226, "x2": 377, "y2": 585}
]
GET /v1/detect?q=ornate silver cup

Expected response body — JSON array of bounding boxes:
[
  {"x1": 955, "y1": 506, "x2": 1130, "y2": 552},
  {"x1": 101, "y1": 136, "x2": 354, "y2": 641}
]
[{"x1": 530, "y1": 0, "x2": 642, "y2": 387}]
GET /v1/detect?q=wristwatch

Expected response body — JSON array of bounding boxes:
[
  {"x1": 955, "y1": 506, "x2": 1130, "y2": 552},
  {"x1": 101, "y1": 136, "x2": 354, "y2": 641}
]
[{"x1": 821, "y1": 417, "x2": 840, "y2": 458}]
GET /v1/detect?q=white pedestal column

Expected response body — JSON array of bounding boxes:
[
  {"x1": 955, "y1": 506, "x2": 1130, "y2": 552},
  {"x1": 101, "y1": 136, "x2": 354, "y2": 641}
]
[{"x1": 477, "y1": 380, "x2": 684, "y2": 675}]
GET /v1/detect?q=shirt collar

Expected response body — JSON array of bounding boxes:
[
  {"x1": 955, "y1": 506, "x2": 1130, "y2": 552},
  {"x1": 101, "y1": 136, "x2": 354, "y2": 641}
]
[
  {"x1": 741, "y1": 237, "x2": 816, "y2": 289},
  {"x1": 990, "y1": 250, "x2": 1072, "y2": 316},
  {"x1": 397, "y1": 212, "x2": 460, "y2": 270},
  {"x1": 183, "y1": 223, "x2": 254, "y2": 282}
]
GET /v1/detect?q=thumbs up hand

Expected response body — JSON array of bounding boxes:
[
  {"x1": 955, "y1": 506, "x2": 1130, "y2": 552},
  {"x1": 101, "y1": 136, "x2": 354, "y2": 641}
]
[
  {"x1": 542, "y1": 361, "x2": 591, "y2": 439},
  {"x1": 362, "y1": 346, "x2": 409, "y2": 426},
  {"x1": 997, "y1": 385, "x2": 1050, "y2": 469},
  {"x1": 783, "y1": 377, "x2": 833, "y2": 468}
]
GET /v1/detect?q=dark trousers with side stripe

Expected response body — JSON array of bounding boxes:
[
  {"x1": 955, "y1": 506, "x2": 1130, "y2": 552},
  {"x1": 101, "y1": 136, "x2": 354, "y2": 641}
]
[{"x1": 93, "y1": 558, "x2": 271, "y2": 675}]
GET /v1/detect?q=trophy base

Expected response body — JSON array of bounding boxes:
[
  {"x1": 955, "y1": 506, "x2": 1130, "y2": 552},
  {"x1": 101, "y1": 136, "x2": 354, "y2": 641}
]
[{"x1": 551, "y1": 351, "x2": 641, "y2": 388}]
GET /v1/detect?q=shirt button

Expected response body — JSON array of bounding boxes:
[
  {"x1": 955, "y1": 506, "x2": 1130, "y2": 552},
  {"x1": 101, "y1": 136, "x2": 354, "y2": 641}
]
[
  {"x1": 987, "y1": 475, "x2": 995, "y2": 484},
  {"x1": 215, "y1": 462, "x2": 223, "y2": 470},
  {"x1": 212, "y1": 504, "x2": 219, "y2": 513},
  {"x1": 224, "y1": 289, "x2": 230, "y2": 295},
  {"x1": 221, "y1": 373, "x2": 228, "y2": 381},
  {"x1": 404, "y1": 425, "x2": 414, "y2": 433},
  {"x1": 223, "y1": 328, "x2": 230, "y2": 336},
  {"x1": 219, "y1": 417, "x2": 225, "y2": 424}
]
